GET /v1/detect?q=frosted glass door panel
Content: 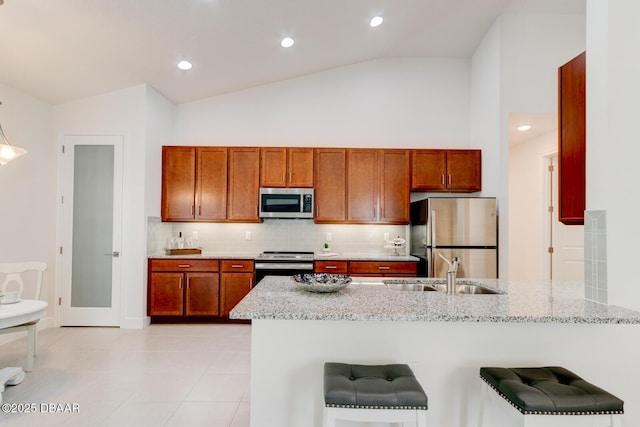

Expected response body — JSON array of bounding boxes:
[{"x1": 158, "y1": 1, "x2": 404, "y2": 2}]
[{"x1": 71, "y1": 145, "x2": 114, "y2": 308}]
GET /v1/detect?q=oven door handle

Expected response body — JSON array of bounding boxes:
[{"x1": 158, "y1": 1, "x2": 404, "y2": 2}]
[{"x1": 255, "y1": 262, "x2": 314, "y2": 270}]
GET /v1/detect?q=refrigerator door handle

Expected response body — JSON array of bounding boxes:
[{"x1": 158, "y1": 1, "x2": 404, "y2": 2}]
[{"x1": 431, "y1": 210, "x2": 437, "y2": 248}]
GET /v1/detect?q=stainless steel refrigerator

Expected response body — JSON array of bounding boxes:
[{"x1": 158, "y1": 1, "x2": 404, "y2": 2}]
[{"x1": 410, "y1": 197, "x2": 498, "y2": 278}]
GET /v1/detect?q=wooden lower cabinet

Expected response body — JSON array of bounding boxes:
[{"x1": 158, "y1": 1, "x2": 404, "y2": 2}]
[
  {"x1": 220, "y1": 260, "x2": 255, "y2": 317},
  {"x1": 148, "y1": 259, "x2": 220, "y2": 318},
  {"x1": 348, "y1": 261, "x2": 417, "y2": 277}
]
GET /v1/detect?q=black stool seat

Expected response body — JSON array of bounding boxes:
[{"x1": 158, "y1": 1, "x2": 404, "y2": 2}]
[
  {"x1": 324, "y1": 363, "x2": 428, "y2": 410},
  {"x1": 480, "y1": 366, "x2": 624, "y2": 415}
]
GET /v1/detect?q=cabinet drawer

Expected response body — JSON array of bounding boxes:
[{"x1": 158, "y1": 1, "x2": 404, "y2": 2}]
[
  {"x1": 348, "y1": 261, "x2": 417, "y2": 275},
  {"x1": 314, "y1": 261, "x2": 348, "y2": 274},
  {"x1": 149, "y1": 259, "x2": 219, "y2": 272},
  {"x1": 221, "y1": 259, "x2": 255, "y2": 273}
]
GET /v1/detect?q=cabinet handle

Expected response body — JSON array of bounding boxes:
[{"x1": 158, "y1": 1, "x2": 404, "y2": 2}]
[
  {"x1": 289, "y1": 172, "x2": 292, "y2": 183},
  {"x1": 179, "y1": 277, "x2": 183, "y2": 289},
  {"x1": 448, "y1": 175, "x2": 452, "y2": 185},
  {"x1": 178, "y1": 264, "x2": 191, "y2": 268},
  {"x1": 198, "y1": 205, "x2": 201, "y2": 216},
  {"x1": 191, "y1": 205, "x2": 194, "y2": 216},
  {"x1": 441, "y1": 175, "x2": 445, "y2": 185},
  {"x1": 325, "y1": 266, "x2": 337, "y2": 269},
  {"x1": 378, "y1": 266, "x2": 391, "y2": 270},
  {"x1": 231, "y1": 264, "x2": 244, "y2": 268}
]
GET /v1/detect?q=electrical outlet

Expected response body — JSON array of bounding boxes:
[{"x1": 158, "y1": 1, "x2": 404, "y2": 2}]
[
  {"x1": 325, "y1": 232, "x2": 332, "y2": 242},
  {"x1": 384, "y1": 232, "x2": 389, "y2": 242},
  {"x1": 192, "y1": 231, "x2": 199, "y2": 240},
  {"x1": 245, "y1": 231, "x2": 252, "y2": 240}
]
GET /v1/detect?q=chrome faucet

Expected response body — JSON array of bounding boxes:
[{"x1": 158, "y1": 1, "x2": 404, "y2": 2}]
[{"x1": 439, "y1": 253, "x2": 460, "y2": 294}]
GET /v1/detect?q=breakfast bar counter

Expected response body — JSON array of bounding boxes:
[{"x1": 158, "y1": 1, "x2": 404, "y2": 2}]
[{"x1": 231, "y1": 277, "x2": 640, "y2": 427}]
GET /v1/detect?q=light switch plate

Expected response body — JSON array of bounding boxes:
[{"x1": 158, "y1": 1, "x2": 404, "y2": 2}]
[
  {"x1": 325, "y1": 232, "x2": 332, "y2": 242},
  {"x1": 245, "y1": 231, "x2": 252, "y2": 240}
]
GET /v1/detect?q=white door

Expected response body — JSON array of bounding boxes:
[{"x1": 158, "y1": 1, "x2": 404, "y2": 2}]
[
  {"x1": 60, "y1": 135, "x2": 123, "y2": 326},
  {"x1": 545, "y1": 154, "x2": 584, "y2": 281}
]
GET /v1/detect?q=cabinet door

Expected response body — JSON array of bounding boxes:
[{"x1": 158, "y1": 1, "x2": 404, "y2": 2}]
[
  {"x1": 260, "y1": 147, "x2": 287, "y2": 187},
  {"x1": 558, "y1": 52, "x2": 586, "y2": 225},
  {"x1": 220, "y1": 273, "x2": 254, "y2": 317},
  {"x1": 161, "y1": 147, "x2": 196, "y2": 220},
  {"x1": 379, "y1": 150, "x2": 410, "y2": 223},
  {"x1": 314, "y1": 149, "x2": 346, "y2": 223},
  {"x1": 347, "y1": 149, "x2": 378, "y2": 223},
  {"x1": 288, "y1": 148, "x2": 314, "y2": 187},
  {"x1": 228, "y1": 147, "x2": 260, "y2": 222},
  {"x1": 149, "y1": 272, "x2": 184, "y2": 316},
  {"x1": 411, "y1": 150, "x2": 447, "y2": 191},
  {"x1": 197, "y1": 147, "x2": 228, "y2": 220},
  {"x1": 185, "y1": 272, "x2": 220, "y2": 316},
  {"x1": 446, "y1": 150, "x2": 481, "y2": 192}
]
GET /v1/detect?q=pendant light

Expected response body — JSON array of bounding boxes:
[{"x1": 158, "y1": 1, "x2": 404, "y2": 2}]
[{"x1": 0, "y1": 101, "x2": 28, "y2": 166}]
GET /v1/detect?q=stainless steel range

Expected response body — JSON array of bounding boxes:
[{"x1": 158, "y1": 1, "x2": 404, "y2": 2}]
[{"x1": 254, "y1": 251, "x2": 314, "y2": 284}]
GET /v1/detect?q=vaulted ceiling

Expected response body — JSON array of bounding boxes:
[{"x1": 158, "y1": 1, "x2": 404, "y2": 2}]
[{"x1": 0, "y1": 0, "x2": 584, "y2": 105}]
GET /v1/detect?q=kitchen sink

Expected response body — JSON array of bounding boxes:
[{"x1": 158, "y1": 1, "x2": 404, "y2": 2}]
[
  {"x1": 384, "y1": 279, "x2": 500, "y2": 294},
  {"x1": 385, "y1": 282, "x2": 438, "y2": 291},
  {"x1": 430, "y1": 283, "x2": 499, "y2": 294}
]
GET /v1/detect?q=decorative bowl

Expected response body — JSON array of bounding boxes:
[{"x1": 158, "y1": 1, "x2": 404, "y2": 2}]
[{"x1": 291, "y1": 273, "x2": 352, "y2": 293}]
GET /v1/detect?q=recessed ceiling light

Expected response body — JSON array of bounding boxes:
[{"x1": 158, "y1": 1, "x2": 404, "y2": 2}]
[
  {"x1": 281, "y1": 37, "x2": 295, "y2": 48},
  {"x1": 517, "y1": 124, "x2": 532, "y2": 131},
  {"x1": 177, "y1": 60, "x2": 192, "y2": 71},
  {"x1": 370, "y1": 16, "x2": 384, "y2": 28}
]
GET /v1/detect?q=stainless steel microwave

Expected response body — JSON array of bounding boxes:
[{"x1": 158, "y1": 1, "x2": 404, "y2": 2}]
[{"x1": 259, "y1": 188, "x2": 314, "y2": 219}]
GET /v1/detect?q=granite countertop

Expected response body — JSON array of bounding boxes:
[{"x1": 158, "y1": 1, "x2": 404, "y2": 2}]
[
  {"x1": 149, "y1": 251, "x2": 419, "y2": 262},
  {"x1": 229, "y1": 276, "x2": 640, "y2": 324}
]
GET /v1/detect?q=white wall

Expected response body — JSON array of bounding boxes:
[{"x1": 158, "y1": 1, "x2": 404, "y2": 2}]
[
  {"x1": 470, "y1": 13, "x2": 585, "y2": 279},
  {"x1": 174, "y1": 58, "x2": 473, "y2": 150},
  {"x1": 508, "y1": 131, "x2": 556, "y2": 279},
  {"x1": 586, "y1": 0, "x2": 640, "y2": 310},
  {"x1": 53, "y1": 85, "x2": 151, "y2": 328},
  {"x1": 470, "y1": 18, "x2": 504, "y2": 276},
  {"x1": 0, "y1": 84, "x2": 57, "y2": 331}
]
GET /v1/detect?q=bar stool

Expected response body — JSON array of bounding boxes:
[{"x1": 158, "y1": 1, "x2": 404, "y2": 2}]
[
  {"x1": 323, "y1": 362, "x2": 428, "y2": 427},
  {"x1": 478, "y1": 366, "x2": 624, "y2": 427}
]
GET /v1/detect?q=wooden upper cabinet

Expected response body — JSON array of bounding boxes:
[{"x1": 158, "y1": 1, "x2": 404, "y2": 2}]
[
  {"x1": 314, "y1": 148, "x2": 346, "y2": 223},
  {"x1": 411, "y1": 149, "x2": 447, "y2": 191},
  {"x1": 379, "y1": 150, "x2": 410, "y2": 223},
  {"x1": 287, "y1": 148, "x2": 314, "y2": 187},
  {"x1": 346, "y1": 149, "x2": 410, "y2": 224},
  {"x1": 196, "y1": 147, "x2": 227, "y2": 220},
  {"x1": 162, "y1": 146, "x2": 196, "y2": 220},
  {"x1": 446, "y1": 150, "x2": 481, "y2": 192},
  {"x1": 347, "y1": 149, "x2": 378, "y2": 223},
  {"x1": 161, "y1": 146, "x2": 229, "y2": 221},
  {"x1": 260, "y1": 147, "x2": 313, "y2": 187},
  {"x1": 558, "y1": 51, "x2": 586, "y2": 225},
  {"x1": 411, "y1": 149, "x2": 481, "y2": 192},
  {"x1": 228, "y1": 147, "x2": 260, "y2": 222}
]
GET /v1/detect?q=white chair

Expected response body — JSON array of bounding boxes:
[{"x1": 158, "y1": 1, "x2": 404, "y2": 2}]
[{"x1": 0, "y1": 262, "x2": 47, "y2": 372}]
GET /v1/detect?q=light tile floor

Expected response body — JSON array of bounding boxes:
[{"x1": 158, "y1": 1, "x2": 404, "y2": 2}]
[{"x1": 0, "y1": 324, "x2": 251, "y2": 427}]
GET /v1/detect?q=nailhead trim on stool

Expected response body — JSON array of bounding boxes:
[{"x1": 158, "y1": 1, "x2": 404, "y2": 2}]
[{"x1": 479, "y1": 366, "x2": 624, "y2": 415}]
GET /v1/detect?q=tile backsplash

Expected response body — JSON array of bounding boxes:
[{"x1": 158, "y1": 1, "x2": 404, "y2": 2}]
[
  {"x1": 584, "y1": 210, "x2": 607, "y2": 304},
  {"x1": 147, "y1": 217, "x2": 409, "y2": 256}
]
